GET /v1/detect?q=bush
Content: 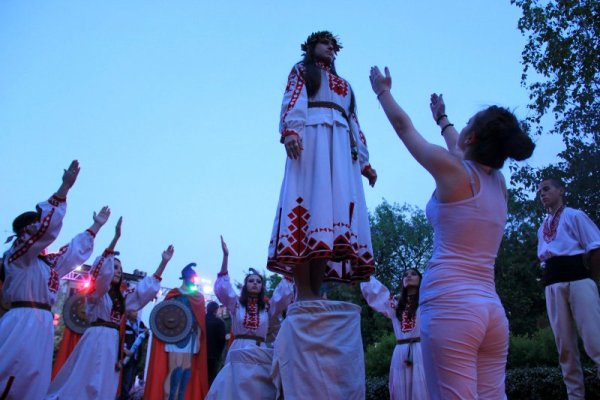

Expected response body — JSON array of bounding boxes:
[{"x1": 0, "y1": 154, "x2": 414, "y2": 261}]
[
  {"x1": 506, "y1": 367, "x2": 600, "y2": 399},
  {"x1": 364, "y1": 331, "x2": 395, "y2": 378},
  {"x1": 365, "y1": 375, "x2": 389, "y2": 400},
  {"x1": 508, "y1": 327, "x2": 558, "y2": 368}
]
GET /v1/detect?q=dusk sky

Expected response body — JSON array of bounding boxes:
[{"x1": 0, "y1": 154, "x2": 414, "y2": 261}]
[{"x1": 1, "y1": 1, "x2": 561, "y2": 311}]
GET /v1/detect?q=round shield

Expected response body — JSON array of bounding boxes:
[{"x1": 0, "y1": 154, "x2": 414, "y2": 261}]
[
  {"x1": 149, "y1": 299, "x2": 193, "y2": 343},
  {"x1": 63, "y1": 293, "x2": 90, "y2": 334}
]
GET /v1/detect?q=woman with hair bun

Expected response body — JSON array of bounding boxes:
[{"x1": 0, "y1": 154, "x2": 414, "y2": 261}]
[{"x1": 369, "y1": 66, "x2": 534, "y2": 400}]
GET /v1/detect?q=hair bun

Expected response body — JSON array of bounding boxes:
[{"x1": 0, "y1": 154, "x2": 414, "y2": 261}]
[{"x1": 506, "y1": 130, "x2": 535, "y2": 161}]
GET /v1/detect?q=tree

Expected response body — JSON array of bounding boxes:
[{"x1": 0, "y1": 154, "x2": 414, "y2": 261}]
[{"x1": 510, "y1": 0, "x2": 600, "y2": 223}]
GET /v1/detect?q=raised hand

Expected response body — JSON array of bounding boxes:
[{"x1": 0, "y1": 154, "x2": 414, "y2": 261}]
[
  {"x1": 62, "y1": 160, "x2": 81, "y2": 189},
  {"x1": 221, "y1": 235, "x2": 229, "y2": 257},
  {"x1": 430, "y1": 93, "x2": 446, "y2": 122},
  {"x1": 369, "y1": 66, "x2": 392, "y2": 96},
  {"x1": 114, "y1": 216, "x2": 122, "y2": 238},
  {"x1": 93, "y1": 206, "x2": 111, "y2": 227},
  {"x1": 162, "y1": 245, "x2": 174, "y2": 262},
  {"x1": 284, "y1": 135, "x2": 304, "y2": 160}
]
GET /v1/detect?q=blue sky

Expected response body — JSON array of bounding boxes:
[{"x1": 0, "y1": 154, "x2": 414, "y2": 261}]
[{"x1": 1, "y1": 1, "x2": 561, "y2": 298}]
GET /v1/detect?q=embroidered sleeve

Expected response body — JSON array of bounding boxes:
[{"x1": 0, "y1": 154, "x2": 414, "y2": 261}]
[
  {"x1": 350, "y1": 104, "x2": 371, "y2": 170},
  {"x1": 214, "y1": 274, "x2": 239, "y2": 314},
  {"x1": 8, "y1": 197, "x2": 67, "y2": 264},
  {"x1": 360, "y1": 276, "x2": 395, "y2": 319},
  {"x1": 87, "y1": 252, "x2": 115, "y2": 303},
  {"x1": 46, "y1": 230, "x2": 95, "y2": 278},
  {"x1": 571, "y1": 210, "x2": 600, "y2": 253},
  {"x1": 268, "y1": 277, "x2": 294, "y2": 319},
  {"x1": 125, "y1": 275, "x2": 161, "y2": 311},
  {"x1": 279, "y1": 64, "x2": 307, "y2": 142}
]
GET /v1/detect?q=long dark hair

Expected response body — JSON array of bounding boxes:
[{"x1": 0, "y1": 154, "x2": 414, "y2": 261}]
[
  {"x1": 395, "y1": 268, "x2": 422, "y2": 321},
  {"x1": 109, "y1": 258, "x2": 125, "y2": 317},
  {"x1": 300, "y1": 33, "x2": 356, "y2": 114},
  {"x1": 239, "y1": 269, "x2": 266, "y2": 311}
]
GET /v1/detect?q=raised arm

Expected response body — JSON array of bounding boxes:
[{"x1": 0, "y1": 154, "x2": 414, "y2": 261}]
[
  {"x1": 55, "y1": 160, "x2": 81, "y2": 200},
  {"x1": 126, "y1": 245, "x2": 174, "y2": 311},
  {"x1": 152, "y1": 244, "x2": 174, "y2": 280},
  {"x1": 370, "y1": 66, "x2": 470, "y2": 201},
  {"x1": 430, "y1": 93, "x2": 462, "y2": 158},
  {"x1": 214, "y1": 236, "x2": 239, "y2": 312},
  {"x1": 360, "y1": 276, "x2": 395, "y2": 319}
]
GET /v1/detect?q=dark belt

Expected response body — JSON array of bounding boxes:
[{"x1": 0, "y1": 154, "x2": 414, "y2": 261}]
[
  {"x1": 91, "y1": 319, "x2": 120, "y2": 331},
  {"x1": 307, "y1": 101, "x2": 358, "y2": 161},
  {"x1": 397, "y1": 337, "x2": 420, "y2": 345},
  {"x1": 10, "y1": 301, "x2": 51, "y2": 312},
  {"x1": 542, "y1": 254, "x2": 589, "y2": 286},
  {"x1": 235, "y1": 334, "x2": 265, "y2": 346}
]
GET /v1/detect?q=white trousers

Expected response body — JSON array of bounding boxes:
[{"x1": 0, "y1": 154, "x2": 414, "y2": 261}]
[
  {"x1": 545, "y1": 279, "x2": 600, "y2": 400},
  {"x1": 420, "y1": 297, "x2": 508, "y2": 400}
]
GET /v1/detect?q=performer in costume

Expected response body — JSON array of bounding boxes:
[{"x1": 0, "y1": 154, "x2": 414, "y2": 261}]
[
  {"x1": 216, "y1": 237, "x2": 293, "y2": 357},
  {"x1": 370, "y1": 69, "x2": 535, "y2": 399},
  {"x1": 267, "y1": 31, "x2": 375, "y2": 400},
  {"x1": 361, "y1": 269, "x2": 429, "y2": 400},
  {"x1": 47, "y1": 218, "x2": 172, "y2": 400},
  {"x1": 0, "y1": 161, "x2": 109, "y2": 400},
  {"x1": 207, "y1": 237, "x2": 293, "y2": 400},
  {"x1": 144, "y1": 263, "x2": 209, "y2": 400},
  {"x1": 537, "y1": 178, "x2": 600, "y2": 400}
]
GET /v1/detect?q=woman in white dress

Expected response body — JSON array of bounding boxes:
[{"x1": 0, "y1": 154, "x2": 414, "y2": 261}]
[
  {"x1": 361, "y1": 269, "x2": 429, "y2": 400},
  {"x1": 47, "y1": 218, "x2": 174, "y2": 400}
]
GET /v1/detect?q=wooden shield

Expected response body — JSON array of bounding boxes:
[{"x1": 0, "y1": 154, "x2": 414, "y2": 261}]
[
  {"x1": 63, "y1": 293, "x2": 90, "y2": 334},
  {"x1": 149, "y1": 299, "x2": 193, "y2": 343}
]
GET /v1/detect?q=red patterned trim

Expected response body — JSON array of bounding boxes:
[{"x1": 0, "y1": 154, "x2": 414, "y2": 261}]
[
  {"x1": 48, "y1": 195, "x2": 66, "y2": 206},
  {"x1": 217, "y1": 271, "x2": 228, "y2": 278},
  {"x1": 543, "y1": 205, "x2": 565, "y2": 243},
  {"x1": 8, "y1": 208, "x2": 55, "y2": 263},
  {"x1": 400, "y1": 311, "x2": 417, "y2": 333},
  {"x1": 279, "y1": 130, "x2": 300, "y2": 144},
  {"x1": 328, "y1": 73, "x2": 348, "y2": 97},
  {"x1": 103, "y1": 248, "x2": 115, "y2": 256},
  {"x1": 85, "y1": 254, "x2": 107, "y2": 293},
  {"x1": 280, "y1": 66, "x2": 305, "y2": 127},
  {"x1": 86, "y1": 229, "x2": 97, "y2": 238},
  {"x1": 361, "y1": 164, "x2": 373, "y2": 175},
  {"x1": 152, "y1": 273, "x2": 162, "y2": 282},
  {"x1": 242, "y1": 297, "x2": 260, "y2": 330}
]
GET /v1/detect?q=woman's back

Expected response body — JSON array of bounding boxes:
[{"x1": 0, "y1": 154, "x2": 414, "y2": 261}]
[{"x1": 423, "y1": 160, "x2": 507, "y2": 302}]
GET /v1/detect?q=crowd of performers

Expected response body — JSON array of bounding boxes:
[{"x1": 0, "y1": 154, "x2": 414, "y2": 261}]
[{"x1": 1, "y1": 30, "x2": 599, "y2": 400}]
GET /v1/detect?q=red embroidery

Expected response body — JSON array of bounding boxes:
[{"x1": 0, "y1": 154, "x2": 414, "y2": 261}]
[
  {"x1": 400, "y1": 311, "x2": 416, "y2": 333},
  {"x1": 48, "y1": 195, "x2": 65, "y2": 206},
  {"x1": 48, "y1": 268, "x2": 59, "y2": 293},
  {"x1": 543, "y1": 205, "x2": 565, "y2": 243},
  {"x1": 281, "y1": 66, "x2": 305, "y2": 126},
  {"x1": 9, "y1": 208, "x2": 55, "y2": 263},
  {"x1": 86, "y1": 255, "x2": 107, "y2": 293},
  {"x1": 268, "y1": 198, "x2": 375, "y2": 282},
  {"x1": 110, "y1": 308, "x2": 123, "y2": 324},
  {"x1": 243, "y1": 297, "x2": 260, "y2": 330},
  {"x1": 328, "y1": 74, "x2": 348, "y2": 97},
  {"x1": 285, "y1": 68, "x2": 298, "y2": 92}
]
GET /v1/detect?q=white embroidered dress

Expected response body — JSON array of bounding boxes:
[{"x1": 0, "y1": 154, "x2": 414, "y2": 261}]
[
  {"x1": 267, "y1": 62, "x2": 375, "y2": 282},
  {"x1": 47, "y1": 252, "x2": 160, "y2": 400},
  {"x1": 0, "y1": 196, "x2": 95, "y2": 400},
  {"x1": 361, "y1": 277, "x2": 429, "y2": 400},
  {"x1": 214, "y1": 274, "x2": 293, "y2": 360}
]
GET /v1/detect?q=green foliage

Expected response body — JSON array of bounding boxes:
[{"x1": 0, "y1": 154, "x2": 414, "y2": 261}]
[
  {"x1": 508, "y1": 327, "x2": 558, "y2": 368},
  {"x1": 510, "y1": 0, "x2": 600, "y2": 224},
  {"x1": 506, "y1": 367, "x2": 600, "y2": 399},
  {"x1": 369, "y1": 201, "x2": 433, "y2": 293},
  {"x1": 364, "y1": 331, "x2": 395, "y2": 378},
  {"x1": 365, "y1": 375, "x2": 389, "y2": 400}
]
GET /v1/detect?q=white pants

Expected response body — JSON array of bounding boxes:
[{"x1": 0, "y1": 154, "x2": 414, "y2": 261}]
[
  {"x1": 272, "y1": 300, "x2": 365, "y2": 400},
  {"x1": 546, "y1": 279, "x2": 600, "y2": 400},
  {"x1": 420, "y1": 297, "x2": 508, "y2": 400}
]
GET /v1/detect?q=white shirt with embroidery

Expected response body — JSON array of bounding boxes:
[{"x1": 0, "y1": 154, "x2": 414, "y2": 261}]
[
  {"x1": 280, "y1": 62, "x2": 371, "y2": 171},
  {"x1": 214, "y1": 274, "x2": 294, "y2": 340},
  {"x1": 2, "y1": 196, "x2": 94, "y2": 305},
  {"x1": 86, "y1": 253, "x2": 160, "y2": 324},
  {"x1": 537, "y1": 207, "x2": 600, "y2": 264}
]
